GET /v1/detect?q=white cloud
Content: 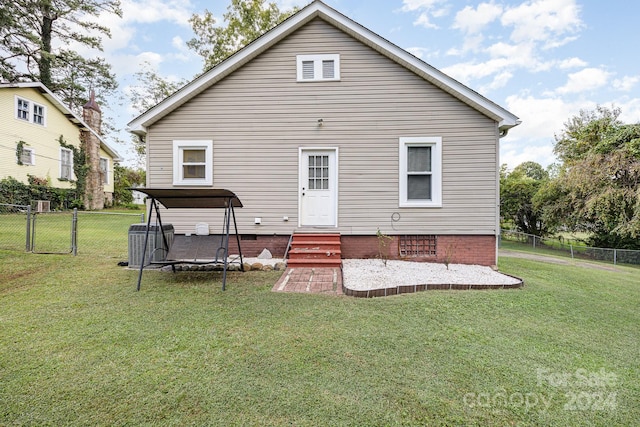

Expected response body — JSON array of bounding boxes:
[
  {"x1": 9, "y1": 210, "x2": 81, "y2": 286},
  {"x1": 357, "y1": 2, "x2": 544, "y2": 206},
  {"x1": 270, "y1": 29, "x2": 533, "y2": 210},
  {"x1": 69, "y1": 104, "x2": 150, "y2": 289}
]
[
  {"x1": 439, "y1": 0, "x2": 585, "y2": 88},
  {"x1": 120, "y1": 0, "x2": 194, "y2": 25},
  {"x1": 499, "y1": 93, "x2": 587, "y2": 167},
  {"x1": 453, "y1": 1, "x2": 503, "y2": 34},
  {"x1": 613, "y1": 75, "x2": 640, "y2": 92},
  {"x1": 501, "y1": 93, "x2": 640, "y2": 168},
  {"x1": 446, "y1": 34, "x2": 485, "y2": 56},
  {"x1": 171, "y1": 35, "x2": 186, "y2": 51},
  {"x1": 275, "y1": 0, "x2": 310, "y2": 9},
  {"x1": 405, "y1": 46, "x2": 440, "y2": 60},
  {"x1": 558, "y1": 57, "x2": 587, "y2": 69},
  {"x1": 505, "y1": 93, "x2": 592, "y2": 141},
  {"x1": 480, "y1": 71, "x2": 514, "y2": 92},
  {"x1": 401, "y1": 0, "x2": 446, "y2": 12},
  {"x1": 617, "y1": 97, "x2": 640, "y2": 123},
  {"x1": 500, "y1": 140, "x2": 556, "y2": 169},
  {"x1": 110, "y1": 51, "x2": 165, "y2": 77},
  {"x1": 501, "y1": 0, "x2": 583, "y2": 45},
  {"x1": 401, "y1": 0, "x2": 449, "y2": 28},
  {"x1": 442, "y1": 59, "x2": 508, "y2": 85},
  {"x1": 414, "y1": 13, "x2": 439, "y2": 29},
  {"x1": 556, "y1": 67, "x2": 612, "y2": 94}
]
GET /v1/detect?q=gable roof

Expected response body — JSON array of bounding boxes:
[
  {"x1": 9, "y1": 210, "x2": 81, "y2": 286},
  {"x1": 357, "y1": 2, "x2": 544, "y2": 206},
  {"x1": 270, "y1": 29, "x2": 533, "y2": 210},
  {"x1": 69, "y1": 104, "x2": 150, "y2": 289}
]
[
  {"x1": 0, "y1": 81, "x2": 123, "y2": 161},
  {"x1": 127, "y1": 0, "x2": 520, "y2": 137}
]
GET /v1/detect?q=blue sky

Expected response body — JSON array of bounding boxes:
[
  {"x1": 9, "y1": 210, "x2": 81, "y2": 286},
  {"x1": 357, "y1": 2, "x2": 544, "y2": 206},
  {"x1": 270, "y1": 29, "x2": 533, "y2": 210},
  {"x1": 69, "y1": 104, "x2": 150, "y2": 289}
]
[{"x1": 88, "y1": 0, "x2": 640, "y2": 168}]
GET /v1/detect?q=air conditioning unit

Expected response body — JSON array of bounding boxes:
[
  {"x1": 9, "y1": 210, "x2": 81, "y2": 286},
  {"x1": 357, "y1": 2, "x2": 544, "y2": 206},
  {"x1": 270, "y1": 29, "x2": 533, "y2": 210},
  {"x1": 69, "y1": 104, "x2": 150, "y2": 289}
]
[
  {"x1": 128, "y1": 224, "x2": 174, "y2": 267},
  {"x1": 35, "y1": 200, "x2": 50, "y2": 213}
]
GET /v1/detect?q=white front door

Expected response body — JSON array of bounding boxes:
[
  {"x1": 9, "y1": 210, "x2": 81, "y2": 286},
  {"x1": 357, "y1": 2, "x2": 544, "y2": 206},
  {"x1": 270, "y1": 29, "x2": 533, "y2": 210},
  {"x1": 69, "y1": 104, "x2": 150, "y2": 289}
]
[{"x1": 299, "y1": 149, "x2": 337, "y2": 227}]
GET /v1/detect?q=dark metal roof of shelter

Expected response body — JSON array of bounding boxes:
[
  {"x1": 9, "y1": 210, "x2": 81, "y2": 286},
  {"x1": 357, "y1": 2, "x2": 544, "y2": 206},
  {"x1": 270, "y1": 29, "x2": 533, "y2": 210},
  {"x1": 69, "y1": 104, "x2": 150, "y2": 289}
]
[{"x1": 133, "y1": 188, "x2": 243, "y2": 208}]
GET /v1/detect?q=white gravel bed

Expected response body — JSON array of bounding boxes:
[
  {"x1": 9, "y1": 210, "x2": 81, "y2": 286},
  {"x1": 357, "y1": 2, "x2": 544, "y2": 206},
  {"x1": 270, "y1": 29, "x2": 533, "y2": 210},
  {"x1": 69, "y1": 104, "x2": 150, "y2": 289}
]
[{"x1": 342, "y1": 259, "x2": 521, "y2": 290}]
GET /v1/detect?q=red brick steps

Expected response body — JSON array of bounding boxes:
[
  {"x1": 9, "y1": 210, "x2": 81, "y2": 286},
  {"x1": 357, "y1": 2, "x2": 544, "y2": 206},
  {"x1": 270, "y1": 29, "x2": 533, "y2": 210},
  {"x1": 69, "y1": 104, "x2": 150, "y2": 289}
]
[{"x1": 287, "y1": 233, "x2": 342, "y2": 268}]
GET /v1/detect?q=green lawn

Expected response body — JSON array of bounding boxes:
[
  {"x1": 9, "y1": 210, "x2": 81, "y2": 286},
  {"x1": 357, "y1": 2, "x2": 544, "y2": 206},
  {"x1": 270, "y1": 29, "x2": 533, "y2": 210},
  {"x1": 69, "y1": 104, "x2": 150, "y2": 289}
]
[{"x1": 1, "y1": 244, "x2": 638, "y2": 425}]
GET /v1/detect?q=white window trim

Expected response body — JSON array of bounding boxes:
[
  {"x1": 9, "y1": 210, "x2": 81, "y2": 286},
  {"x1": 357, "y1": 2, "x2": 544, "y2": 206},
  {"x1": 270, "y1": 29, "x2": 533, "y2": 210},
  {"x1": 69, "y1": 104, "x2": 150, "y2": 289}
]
[
  {"x1": 15, "y1": 96, "x2": 46, "y2": 126},
  {"x1": 172, "y1": 140, "x2": 213, "y2": 186},
  {"x1": 32, "y1": 102, "x2": 47, "y2": 126},
  {"x1": 60, "y1": 147, "x2": 74, "y2": 180},
  {"x1": 399, "y1": 137, "x2": 442, "y2": 208},
  {"x1": 100, "y1": 157, "x2": 109, "y2": 185},
  {"x1": 19, "y1": 147, "x2": 35, "y2": 166},
  {"x1": 15, "y1": 96, "x2": 30, "y2": 121},
  {"x1": 296, "y1": 54, "x2": 340, "y2": 82}
]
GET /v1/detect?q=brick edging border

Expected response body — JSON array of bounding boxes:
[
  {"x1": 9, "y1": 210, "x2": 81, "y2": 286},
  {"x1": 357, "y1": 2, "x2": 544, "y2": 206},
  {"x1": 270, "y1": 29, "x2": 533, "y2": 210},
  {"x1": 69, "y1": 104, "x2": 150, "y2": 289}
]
[{"x1": 341, "y1": 273, "x2": 524, "y2": 298}]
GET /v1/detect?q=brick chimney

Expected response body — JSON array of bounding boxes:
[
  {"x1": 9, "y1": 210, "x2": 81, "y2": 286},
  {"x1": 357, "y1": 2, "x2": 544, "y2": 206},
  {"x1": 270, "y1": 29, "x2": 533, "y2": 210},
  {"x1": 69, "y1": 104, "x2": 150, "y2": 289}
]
[{"x1": 81, "y1": 90, "x2": 105, "y2": 210}]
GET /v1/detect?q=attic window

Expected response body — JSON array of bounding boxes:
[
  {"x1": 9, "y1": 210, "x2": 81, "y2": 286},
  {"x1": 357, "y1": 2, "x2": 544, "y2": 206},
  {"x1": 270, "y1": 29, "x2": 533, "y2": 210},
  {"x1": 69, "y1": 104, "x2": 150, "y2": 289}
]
[
  {"x1": 15, "y1": 96, "x2": 46, "y2": 126},
  {"x1": 297, "y1": 54, "x2": 340, "y2": 82},
  {"x1": 17, "y1": 98, "x2": 29, "y2": 120}
]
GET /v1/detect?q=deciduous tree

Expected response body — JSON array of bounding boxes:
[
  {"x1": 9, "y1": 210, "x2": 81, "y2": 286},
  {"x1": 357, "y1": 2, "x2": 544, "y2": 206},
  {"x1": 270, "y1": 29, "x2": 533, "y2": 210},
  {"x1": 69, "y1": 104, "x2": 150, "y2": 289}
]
[
  {"x1": 501, "y1": 161, "x2": 551, "y2": 236},
  {"x1": 127, "y1": 63, "x2": 187, "y2": 159},
  {"x1": 187, "y1": 0, "x2": 297, "y2": 70},
  {"x1": 543, "y1": 106, "x2": 640, "y2": 248}
]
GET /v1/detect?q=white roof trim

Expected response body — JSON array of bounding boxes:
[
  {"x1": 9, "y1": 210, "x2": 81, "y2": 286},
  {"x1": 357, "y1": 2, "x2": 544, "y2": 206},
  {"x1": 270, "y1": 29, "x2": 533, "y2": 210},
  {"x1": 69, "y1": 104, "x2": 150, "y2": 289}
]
[
  {"x1": 0, "y1": 81, "x2": 123, "y2": 161},
  {"x1": 127, "y1": 0, "x2": 519, "y2": 136}
]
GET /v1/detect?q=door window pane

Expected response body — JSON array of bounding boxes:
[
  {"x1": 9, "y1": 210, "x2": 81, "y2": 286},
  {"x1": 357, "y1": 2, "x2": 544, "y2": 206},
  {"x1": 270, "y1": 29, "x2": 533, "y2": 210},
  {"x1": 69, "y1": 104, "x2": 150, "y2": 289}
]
[{"x1": 308, "y1": 155, "x2": 329, "y2": 190}]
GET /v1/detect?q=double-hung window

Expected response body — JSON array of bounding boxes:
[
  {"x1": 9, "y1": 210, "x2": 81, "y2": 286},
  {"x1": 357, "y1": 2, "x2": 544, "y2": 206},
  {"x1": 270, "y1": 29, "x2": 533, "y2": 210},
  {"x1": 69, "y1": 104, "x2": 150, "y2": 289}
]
[
  {"x1": 296, "y1": 54, "x2": 340, "y2": 82},
  {"x1": 15, "y1": 96, "x2": 46, "y2": 125},
  {"x1": 99, "y1": 157, "x2": 109, "y2": 184},
  {"x1": 173, "y1": 140, "x2": 213, "y2": 186},
  {"x1": 17, "y1": 98, "x2": 30, "y2": 121},
  {"x1": 399, "y1": 137, "x2": 442, "y2": 207},
  {"x1": 60, "y1": 148, "x2": 73, "y2": 180},
  {"x1": 33, "y1": 104, "x2": 45, "y2": 125}
]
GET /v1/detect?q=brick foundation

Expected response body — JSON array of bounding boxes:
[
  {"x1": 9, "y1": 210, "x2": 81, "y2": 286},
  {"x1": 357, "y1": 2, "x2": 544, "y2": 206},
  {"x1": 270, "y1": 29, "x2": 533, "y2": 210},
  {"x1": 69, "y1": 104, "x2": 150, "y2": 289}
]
[
  {"x1": 225, "y1": 234, "x2": 496, "y2": 266},
  {"x1": 340, "y1": 235, "x2": 496, "y2": 266}
]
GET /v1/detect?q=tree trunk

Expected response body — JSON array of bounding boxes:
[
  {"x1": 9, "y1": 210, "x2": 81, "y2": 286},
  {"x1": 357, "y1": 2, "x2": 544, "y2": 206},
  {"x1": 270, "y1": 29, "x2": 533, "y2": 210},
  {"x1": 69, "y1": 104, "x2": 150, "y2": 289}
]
[{"x1": 39, "y1": 4, "x2": 54, "y2": 88}]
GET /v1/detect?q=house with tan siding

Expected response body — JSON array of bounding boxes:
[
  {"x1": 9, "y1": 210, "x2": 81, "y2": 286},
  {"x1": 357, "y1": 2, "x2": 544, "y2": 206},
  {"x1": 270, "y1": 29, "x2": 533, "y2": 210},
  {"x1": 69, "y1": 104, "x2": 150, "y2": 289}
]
[
  {"x1": 128, "y1": 0, "x2": 519, "y2": 266},
  {"x1": 0, "y1": 82, "x2": 122, "y2": 209}
]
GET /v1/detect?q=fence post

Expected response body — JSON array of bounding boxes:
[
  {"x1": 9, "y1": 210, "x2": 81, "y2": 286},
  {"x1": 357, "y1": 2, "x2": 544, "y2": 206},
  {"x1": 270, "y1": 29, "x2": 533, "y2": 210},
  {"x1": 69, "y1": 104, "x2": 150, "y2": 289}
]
[
  {"x1": 31, "y1": 213, "x2": 37, "y2": 252},
  {"x1": 71, "y1": 208, "x2": 78, "y2": 256},
  {"x1": 25, "y1": 205, "x2": 32, "y2": 252},
  {"x1": 140, "y1": 213, "x2": 145, "y2": 223},
  {"x1": 533, "y1": 235, "x2": 536, "y2": 249},
  {"x1": 570, "y1": 244, "x2": 574, "y2": 259},
  {"x1": 613, "y1": 249, "x2": 617, "y2": 266}
]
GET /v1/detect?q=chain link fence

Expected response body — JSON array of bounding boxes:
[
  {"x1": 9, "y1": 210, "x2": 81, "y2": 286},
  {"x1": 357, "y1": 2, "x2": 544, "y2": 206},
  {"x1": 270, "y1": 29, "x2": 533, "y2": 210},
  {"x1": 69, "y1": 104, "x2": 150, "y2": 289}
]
[
  {"x1": 0, "y1": 205, "x2": 144, "y2": 259},
  {"x1": 0, "y1": 203, "x2": 31, "y2": 251},
  {"x1": 500, "y1": 229, "x2": 640, "y2": 266},
  {"x1": 76, "y1": 211, "x2": 145, "y2": 259}
]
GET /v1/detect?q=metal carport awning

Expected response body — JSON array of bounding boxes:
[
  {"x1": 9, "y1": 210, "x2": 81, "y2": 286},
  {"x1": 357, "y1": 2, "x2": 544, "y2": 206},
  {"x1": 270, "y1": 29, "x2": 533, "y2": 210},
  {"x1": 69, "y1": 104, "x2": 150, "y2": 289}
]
[{"x1": 132, "y1": 188, "x2": 244, "y2": 291}]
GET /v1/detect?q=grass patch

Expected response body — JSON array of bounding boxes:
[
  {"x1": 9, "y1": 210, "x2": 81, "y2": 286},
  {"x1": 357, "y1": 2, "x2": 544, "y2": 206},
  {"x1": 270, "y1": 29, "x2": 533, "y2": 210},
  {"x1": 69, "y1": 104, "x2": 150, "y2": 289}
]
[{"x1": 0, "y1": 242, "x2": 638, "y2": 425}]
